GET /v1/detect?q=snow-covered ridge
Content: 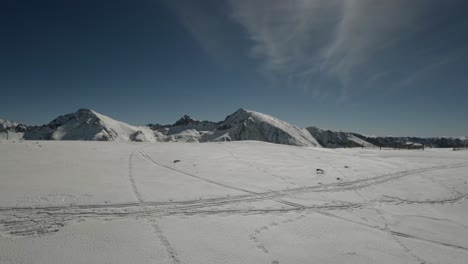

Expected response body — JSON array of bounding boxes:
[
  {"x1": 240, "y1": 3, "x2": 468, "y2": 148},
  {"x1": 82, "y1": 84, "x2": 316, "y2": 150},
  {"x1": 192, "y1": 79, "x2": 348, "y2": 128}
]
[
  {"x1": 0, "y1": 119, "x2": 27, "y2": 140},
  {"x1": 0, "y1": 119, "x2": 28, "y2": 132},
  {"x1": 151, "y1": 114, "x2": 220, "y2": 137},
  {"x1": 352, "y1": 134, "x2": 468, "y2": 148},
  {"x1": 210, "y1": 109, "x2": 321, "y2": 147},
  {"x1": 2, "y1": 108, "x2": 467, "y2": 148},
  {"x1": 307, "y1": 126, "x2": 468, "y2": 148},
  {"x1": 0, "y1": 119, "x2": 18, "y2": 131},
  {"x1": 23, "y1": 109, "x2": 156, "y2": 142},
  {"x1": 307, "y1": 126, "x2": 374, "y2": 148},
  {"x1": 2, "y1": 108, "x2": 322, "y2": 147}
]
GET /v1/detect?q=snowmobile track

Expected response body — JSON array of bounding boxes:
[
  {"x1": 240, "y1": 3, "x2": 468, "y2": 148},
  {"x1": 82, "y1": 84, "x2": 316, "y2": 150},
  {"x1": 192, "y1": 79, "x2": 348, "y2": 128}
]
[{"x1": 1, "y1": 155, "x2": 467, "y2": 239}]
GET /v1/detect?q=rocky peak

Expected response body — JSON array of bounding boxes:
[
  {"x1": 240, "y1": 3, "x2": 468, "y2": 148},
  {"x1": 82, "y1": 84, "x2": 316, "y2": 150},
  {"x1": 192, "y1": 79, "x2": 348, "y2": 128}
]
[{"x1": 173, "y1": 115, "x2": 198, "y2": 126}]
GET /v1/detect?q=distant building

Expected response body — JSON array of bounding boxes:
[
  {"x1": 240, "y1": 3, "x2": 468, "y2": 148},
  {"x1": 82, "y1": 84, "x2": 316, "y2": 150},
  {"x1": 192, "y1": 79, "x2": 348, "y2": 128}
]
[{"x1": 400, "y1": 142, "x2": 424, "y2": 150}]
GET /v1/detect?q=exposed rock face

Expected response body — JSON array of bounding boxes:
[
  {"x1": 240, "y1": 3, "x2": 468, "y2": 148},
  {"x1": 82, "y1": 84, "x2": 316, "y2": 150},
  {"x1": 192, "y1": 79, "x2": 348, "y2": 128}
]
[
  {"x1": 173, "y1": 115, "x2": 198, "y2": 126},
  {"x1": 0, "y1": 119, "x2": 28, "y2": 140},
  {"x1": 149, "y1": 115, "x2": 220, "y2": 138},
  {"x1": 306, "y1": 127, "x2": 374, "y2": 148},
  {"x1": 168, "y1": 115, "x2": 220, "y2": 135},
  {"x1": 0, "y1": 119, "x2": 27, "y2": 133},
  {"x1": 130, "y1": 130, "x2": 151, "y2": 142}
]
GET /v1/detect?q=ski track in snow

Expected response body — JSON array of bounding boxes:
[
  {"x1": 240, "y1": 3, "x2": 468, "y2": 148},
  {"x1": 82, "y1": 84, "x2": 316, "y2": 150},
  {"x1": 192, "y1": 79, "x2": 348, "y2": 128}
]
[
  {"x1": 1, "y1": 147, "x2": 468, "y2": 264},
  {"x1": 248, "y1": 213, "x2": 308, "y2": 264},
  {"x1": 138, "y1": 150, "x2": 304, "y2": 210},
  {"x1": 374, "y1": 206, "x2": 429, "y2": 264},
  {"x1": 1, "y1": 150, "x2": 468, "y2": 259},
  {"x1": 128, "y1": 151, "x2": 144, "y2": 203},
  {"x1": 128, "y1": 150, "x2": 181, "y2": 264}
]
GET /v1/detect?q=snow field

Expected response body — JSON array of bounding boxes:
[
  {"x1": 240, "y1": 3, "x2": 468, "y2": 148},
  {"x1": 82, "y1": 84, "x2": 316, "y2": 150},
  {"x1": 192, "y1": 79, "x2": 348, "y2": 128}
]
[{"x1": 1, "y1": 140, "x2": 468, "y2": 263}]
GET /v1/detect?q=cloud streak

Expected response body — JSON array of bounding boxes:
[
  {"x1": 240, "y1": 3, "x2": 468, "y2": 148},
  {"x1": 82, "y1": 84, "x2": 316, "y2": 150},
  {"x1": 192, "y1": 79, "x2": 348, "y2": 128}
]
[
  {"x1": 163, "y1": 0, "x2": 246, "y2": 68},
  {"x1": 229, "y1": 1, "x2": 339, "y2": 90},
  {"x1": 229, "y1": 0, "x2": 437, "y2": 98}
]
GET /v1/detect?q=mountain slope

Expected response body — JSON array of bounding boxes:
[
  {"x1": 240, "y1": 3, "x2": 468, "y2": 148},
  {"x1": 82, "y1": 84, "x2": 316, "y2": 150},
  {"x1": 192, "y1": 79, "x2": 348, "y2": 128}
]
[
  {"x1": 152, "y1": 115, "x2": 220, "y2": 141},
  {"x1": 307, "y1": 126, "x2": 374, "y2": 148},
  {"x1": 3, "y1": 108, "x2": 465, "y2": 148},
  {"x1": 24, "y1": 109, "x2": 156, "y2": 142},
  {"x1": 207, "y1": 109, "x2": 321, "y2": 147}
]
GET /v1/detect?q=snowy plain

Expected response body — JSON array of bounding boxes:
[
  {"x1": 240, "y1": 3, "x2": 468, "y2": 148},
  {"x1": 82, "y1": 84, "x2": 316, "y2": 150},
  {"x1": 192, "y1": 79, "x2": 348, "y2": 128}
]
[{"x1": 1, "y1": 140, "x2": 468, "y2": 264}]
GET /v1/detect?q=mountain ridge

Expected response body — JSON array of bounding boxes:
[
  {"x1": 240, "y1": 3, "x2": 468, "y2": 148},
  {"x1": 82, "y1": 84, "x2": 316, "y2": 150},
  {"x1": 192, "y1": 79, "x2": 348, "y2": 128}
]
[{"x1": 1, "y1": 108, "x2": 467, "y2": 148}]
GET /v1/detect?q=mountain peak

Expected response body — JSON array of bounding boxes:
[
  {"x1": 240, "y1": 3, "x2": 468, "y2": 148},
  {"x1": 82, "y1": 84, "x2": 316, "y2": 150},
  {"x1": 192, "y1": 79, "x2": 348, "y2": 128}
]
[
  {"x1": 173, "y1": 115, "x2": 195, "y2": 126},
  {"x1": 223, "y1": 108, "x2": 254, "y2": 123},
  {"x1": 217, "y1": 108, "x2": 321, "y2": 147},
  {"x1": 233, "y1": 108, "x2": 252, "y2": 114},
  {"x1": 75, "y1": 108, "x2": 97, "y2": 116},
  {"x1": 22, "y1": 108, "x2": 156, "y2": 142},
  {"x1": 77, "y1": 108, "x2": 93, "y2": 113}
]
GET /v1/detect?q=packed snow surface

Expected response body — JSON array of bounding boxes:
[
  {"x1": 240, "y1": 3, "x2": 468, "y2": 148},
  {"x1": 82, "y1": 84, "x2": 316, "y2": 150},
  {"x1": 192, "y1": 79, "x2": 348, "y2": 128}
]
[{"x1": 1, "y1": 140, "x2": 468, "y2": 264}]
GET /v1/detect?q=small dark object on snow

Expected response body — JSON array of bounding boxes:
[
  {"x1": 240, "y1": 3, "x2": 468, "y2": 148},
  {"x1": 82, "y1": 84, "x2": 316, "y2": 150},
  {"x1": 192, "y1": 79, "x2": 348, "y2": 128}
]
[
  {"x1": 336, "y1": 177, "x2": 341, "y2": 180},
  {"x1": 316, "y1": 168, "x2": 325, "y2": 174},
  {"x1": 344, "y1": 165, "x2": 349, "y2": 168},
  {"x1": 173, "y1": 160, "x2": 181, "y2": 163}
]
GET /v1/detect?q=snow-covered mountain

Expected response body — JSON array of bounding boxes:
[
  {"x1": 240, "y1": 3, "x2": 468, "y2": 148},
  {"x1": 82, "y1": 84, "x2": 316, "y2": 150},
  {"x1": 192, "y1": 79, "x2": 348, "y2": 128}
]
[
  {"x1": 148, "y1": 109, "x2": 321, "y2": 147},
  {"x1": 0, "y1": 119, "x2": 27, "y2": 140},
  {"x1": 150, "y1": 115, "x2": 220, "y2": 142},
  {"x1": 1, "y1": 119, "x2": 17, "y2": 131},
  {"x1": 0, "y1": 119, "x2": 28, "y2": 132},
  {"x1": 307, "y1": 126, "x2": 374, "y2": 148},
  {"x1": 306, "y1": 126, "x2": 468, "y2": 148},
  {"x1": 23, "y1": 109, "x2": 157, "y2": 142},
  {"x1": 352, "y1": 134, "x2": 468, "y2": 148},
  {"x1": 207, "y1": 109, "x2": 321, "y2": 147},
  {"x1": 2, "y1": 108, "x2": 466, "y2": 148},
  {"x1": 4, "y1": 108, "x2": 321, "y2": 147}
]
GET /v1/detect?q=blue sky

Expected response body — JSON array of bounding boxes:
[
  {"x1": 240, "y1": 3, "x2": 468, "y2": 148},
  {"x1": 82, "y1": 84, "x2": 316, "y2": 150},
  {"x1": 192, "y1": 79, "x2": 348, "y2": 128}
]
[{"x1": 1, "y1": 0, "x2": 467, "y2": 137}]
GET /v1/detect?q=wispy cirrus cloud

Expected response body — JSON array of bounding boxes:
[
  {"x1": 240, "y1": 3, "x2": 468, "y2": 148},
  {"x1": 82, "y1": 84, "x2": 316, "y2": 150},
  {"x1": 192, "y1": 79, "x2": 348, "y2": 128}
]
[
  {"x1": 229, "y1": 0, "x2": 340, "y2": 94},
  {"x1": 163, "y1": 0, "x2": 247, "y2": 68},
  {"x1": 229, "y1": 0, "x2": 439, "y2": 98}
]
